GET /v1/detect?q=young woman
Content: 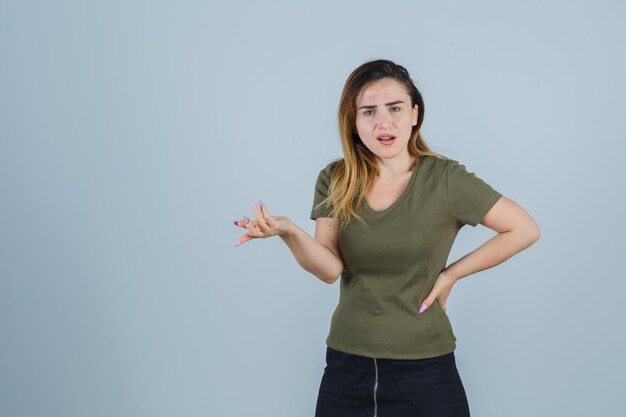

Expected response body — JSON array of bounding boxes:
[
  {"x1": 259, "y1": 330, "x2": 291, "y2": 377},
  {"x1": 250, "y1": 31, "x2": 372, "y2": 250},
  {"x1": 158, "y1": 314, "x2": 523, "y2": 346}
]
[{"x1": 233, "y1": 59, "x2": 540, "y2": 417}]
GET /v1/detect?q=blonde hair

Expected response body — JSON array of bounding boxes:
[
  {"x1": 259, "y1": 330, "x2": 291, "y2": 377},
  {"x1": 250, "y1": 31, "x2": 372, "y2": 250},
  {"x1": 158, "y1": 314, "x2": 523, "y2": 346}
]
[{"x1": 313, "y1": 59, "x2": 449, "y2": 230}]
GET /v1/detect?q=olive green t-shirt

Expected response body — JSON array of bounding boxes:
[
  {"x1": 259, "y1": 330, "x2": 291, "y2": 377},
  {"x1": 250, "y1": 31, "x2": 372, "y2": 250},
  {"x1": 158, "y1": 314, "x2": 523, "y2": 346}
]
[{"x1": 310, "y1": 154, "x2": 502, "y2": 359}]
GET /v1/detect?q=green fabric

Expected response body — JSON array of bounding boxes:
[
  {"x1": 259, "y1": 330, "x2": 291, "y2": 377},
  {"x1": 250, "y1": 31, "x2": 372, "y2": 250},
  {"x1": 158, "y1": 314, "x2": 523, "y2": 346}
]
[{"x1": 310, "y1": 155, "x2": 502, "y2": 359}]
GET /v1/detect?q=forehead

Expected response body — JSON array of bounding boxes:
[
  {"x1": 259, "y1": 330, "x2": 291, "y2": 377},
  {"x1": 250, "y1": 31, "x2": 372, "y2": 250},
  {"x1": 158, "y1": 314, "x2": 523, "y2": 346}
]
[{"x1": 356, "y1": 78, "x2": 409, "y2": 105}]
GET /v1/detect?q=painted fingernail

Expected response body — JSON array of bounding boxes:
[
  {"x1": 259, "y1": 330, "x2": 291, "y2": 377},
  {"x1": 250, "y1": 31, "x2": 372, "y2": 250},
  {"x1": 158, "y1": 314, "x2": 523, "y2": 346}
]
[
  {"x1": 253, "y1": 201, "x2": 258, "y2": 211},
  {"x1": 419, "y1": 303, "x2": 428, "y2": 314}
]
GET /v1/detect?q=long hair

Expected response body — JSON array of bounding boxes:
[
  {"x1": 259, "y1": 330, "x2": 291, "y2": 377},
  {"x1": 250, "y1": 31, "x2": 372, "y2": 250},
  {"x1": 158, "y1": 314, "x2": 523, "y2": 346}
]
[{"x1": 314, "y1": 59, "x2": 449, "y2": 230}]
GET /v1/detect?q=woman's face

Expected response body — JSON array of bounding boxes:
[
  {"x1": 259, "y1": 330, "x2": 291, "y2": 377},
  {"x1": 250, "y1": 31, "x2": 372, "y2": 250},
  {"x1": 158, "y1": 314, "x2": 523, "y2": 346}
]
[{"x1": 354, "y1": 77, "x2": 418, "y2": 162}]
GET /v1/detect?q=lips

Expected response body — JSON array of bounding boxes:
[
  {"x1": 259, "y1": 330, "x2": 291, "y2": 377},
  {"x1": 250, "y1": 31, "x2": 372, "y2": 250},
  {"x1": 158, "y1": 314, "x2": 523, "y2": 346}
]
[{"x1": 377, "y1": 134, "x2": 396, "y2": 140}]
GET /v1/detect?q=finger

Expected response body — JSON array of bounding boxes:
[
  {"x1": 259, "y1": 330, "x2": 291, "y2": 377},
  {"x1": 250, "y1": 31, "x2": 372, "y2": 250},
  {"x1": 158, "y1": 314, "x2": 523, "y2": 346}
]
[
  {"x1": 234, "y1": 214, "x2": 254, "y2": 229},
  {"x1": 418, "y1": 296, "x2": 432, "y2": 314},
  {"x1": 252, "y1": 201, "x2": 271, "y2": 233},
  {"x1": 234, "y1": 218, "x2": 259, "y2": 230},
  {"x1": 235, "y1": 232, "x2": 254, "y2": 247},
  {"x1": 259, "y1": 200, "x2": 271, "y2": 222},
  {"x1": 259, "y1": 200, "x2": 279, "y2": 229},
  {"x1": 438, "y1": 292, "x2": 448, "y2": 303},
  {"x1": 244, "y1": 218, "x2": 264, "y2": 238}
]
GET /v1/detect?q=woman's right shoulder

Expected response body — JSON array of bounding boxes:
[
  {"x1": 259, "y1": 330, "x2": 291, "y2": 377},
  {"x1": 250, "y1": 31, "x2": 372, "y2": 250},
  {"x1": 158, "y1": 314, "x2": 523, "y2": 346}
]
[{"x1": 317, "y1": 158, "x2": 344, "y2": 175}]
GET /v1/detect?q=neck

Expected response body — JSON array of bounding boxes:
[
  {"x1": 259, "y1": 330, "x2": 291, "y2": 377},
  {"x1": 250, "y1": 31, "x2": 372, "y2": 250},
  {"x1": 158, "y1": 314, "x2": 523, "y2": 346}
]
[{"x1": 375, "y1": 155, "x2": 418, "y2": 181}]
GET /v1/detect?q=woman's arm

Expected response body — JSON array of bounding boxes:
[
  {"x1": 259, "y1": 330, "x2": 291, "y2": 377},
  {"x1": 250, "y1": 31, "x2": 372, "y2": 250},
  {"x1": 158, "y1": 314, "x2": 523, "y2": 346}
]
[
  {"x1": 234, "y1": 201, "x2": 343, "y2": 284},
  {"x1": 279, "y1": 217, "x2": 344, "y2": 284},
  {"x1": 419, "y1": 195, "x2": 540, "y2": 314},
  {"x1": 443, "y1": 195, "x2": 541, "y2": 282}
]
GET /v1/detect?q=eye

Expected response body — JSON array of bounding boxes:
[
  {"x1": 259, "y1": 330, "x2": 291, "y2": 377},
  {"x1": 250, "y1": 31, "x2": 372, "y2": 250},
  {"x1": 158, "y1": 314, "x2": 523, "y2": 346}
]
[
  {"x1": 363, "y1": 110, "x2": 374, "y2": 116},
  {"x1": 390, "y1": 106, "x2": 401, "y2": 112}
]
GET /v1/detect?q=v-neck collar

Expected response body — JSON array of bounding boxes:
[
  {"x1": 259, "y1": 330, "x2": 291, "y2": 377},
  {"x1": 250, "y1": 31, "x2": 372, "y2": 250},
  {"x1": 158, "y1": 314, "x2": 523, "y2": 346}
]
[{"x1": 362, "y1": 156, "x2": 424, "y2": 219}]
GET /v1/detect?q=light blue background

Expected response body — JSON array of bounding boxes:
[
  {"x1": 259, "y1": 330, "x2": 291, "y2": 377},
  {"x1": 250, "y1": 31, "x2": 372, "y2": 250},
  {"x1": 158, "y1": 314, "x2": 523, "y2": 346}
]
[{"x1": 1, "y1": 1, "x2": 625, "y2": 416}]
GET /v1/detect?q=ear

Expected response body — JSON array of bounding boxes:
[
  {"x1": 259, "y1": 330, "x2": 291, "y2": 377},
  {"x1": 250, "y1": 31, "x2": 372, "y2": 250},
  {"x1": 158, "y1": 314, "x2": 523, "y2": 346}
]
[{"x1": 413, "y1": 104, "x2": 419, "y2": 125}]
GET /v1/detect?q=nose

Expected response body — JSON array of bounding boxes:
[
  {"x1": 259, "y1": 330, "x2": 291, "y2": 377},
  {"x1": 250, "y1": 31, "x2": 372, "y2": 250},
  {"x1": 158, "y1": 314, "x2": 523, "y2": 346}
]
[{"x1": 375, "y1": 111, "x2": 392, "y2": 127}]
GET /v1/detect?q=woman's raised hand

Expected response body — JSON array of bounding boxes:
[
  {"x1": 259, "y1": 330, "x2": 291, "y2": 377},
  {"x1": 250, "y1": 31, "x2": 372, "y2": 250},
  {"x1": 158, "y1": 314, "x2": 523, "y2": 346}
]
[{"x1": 233, "y1": 199, "x2": 292, "y2": 247}]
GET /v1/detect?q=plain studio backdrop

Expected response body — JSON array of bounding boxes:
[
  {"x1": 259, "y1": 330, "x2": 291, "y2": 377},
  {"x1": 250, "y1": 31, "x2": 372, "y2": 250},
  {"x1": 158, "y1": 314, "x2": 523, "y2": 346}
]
[{"x1": 1, "y1": 1, "x2": 625, "y2": 416}]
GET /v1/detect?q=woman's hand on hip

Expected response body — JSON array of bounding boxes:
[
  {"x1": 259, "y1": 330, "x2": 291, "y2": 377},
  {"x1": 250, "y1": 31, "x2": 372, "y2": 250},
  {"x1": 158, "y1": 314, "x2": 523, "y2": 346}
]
[
  {"x1": 418, "y1": 270, "x2": 458, "y2": 314},
  {"x1": 233, "y1": 199, "x2": 292, "y2": 246}
]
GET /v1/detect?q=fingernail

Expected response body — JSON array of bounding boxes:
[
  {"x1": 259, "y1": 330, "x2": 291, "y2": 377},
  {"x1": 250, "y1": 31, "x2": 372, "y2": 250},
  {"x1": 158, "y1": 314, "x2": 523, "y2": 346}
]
[
  {"x1": 233, "y1": 220, "x2": 239, "y2": 225},
  {"x1": 419, "y1": 303, "x2": 428, "y2": 314},
  {"x1": 253, "y1": 201, "x2": 258, "y2": 211},
  {"x1": 259, "y1": 198, "x2": 264, "y2": 207}
]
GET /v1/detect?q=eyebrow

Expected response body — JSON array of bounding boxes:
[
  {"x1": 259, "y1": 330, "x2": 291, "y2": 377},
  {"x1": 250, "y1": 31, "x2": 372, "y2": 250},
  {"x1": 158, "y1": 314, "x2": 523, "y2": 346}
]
[{"x1": 358, "y1": 100, "x2": 404, "y2": 110}]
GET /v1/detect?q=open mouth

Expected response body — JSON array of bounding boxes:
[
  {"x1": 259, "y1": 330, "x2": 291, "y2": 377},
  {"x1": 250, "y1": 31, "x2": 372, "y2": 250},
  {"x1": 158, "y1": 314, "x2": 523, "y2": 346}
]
[{"x1": 377, "y1": 135, "x2": 396, "y2": 144}]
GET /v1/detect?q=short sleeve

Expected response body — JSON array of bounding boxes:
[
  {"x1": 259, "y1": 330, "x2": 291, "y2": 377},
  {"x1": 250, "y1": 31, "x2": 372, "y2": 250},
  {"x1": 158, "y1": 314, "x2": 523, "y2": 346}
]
[
  {"x1": 445, "y1": 159, "x2": 502, "y2": 227},
  {"x1": 310, "y1": 162, "x2": 337, "y2": 220}
]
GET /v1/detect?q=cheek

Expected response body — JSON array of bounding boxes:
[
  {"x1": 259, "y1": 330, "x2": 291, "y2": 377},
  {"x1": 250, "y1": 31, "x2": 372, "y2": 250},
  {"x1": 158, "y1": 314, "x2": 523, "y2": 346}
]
[
  {"x1": 397, "y1": 116, "x2": 414, "y2": 130},
  {"x1": 355, "y1": 118, "x2": 371, "y2": 133}
]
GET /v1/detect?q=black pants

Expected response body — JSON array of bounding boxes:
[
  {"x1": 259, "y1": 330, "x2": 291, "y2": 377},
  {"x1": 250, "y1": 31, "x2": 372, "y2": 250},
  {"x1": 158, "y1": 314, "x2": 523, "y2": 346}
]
[{"x1": 315, "y1": 346, "x2": 471, "y2": 417}]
